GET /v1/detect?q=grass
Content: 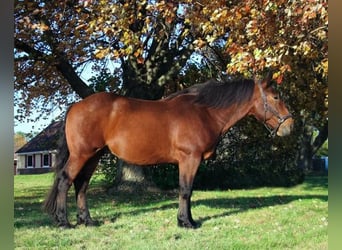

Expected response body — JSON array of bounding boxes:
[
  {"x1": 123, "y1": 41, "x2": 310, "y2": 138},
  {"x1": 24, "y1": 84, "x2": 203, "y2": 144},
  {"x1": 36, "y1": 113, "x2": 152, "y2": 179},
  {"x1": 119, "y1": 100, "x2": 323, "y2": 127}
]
[{"x1": 14, "y1": 173, "x2": 328, "y2": 249}]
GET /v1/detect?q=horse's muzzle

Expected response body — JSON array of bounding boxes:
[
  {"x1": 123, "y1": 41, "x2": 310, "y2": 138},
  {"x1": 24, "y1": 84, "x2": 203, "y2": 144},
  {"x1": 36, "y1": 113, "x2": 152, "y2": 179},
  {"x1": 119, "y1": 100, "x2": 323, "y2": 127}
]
[{"x1": 276, "y1": 117, "x2": 294, "y2": 137}]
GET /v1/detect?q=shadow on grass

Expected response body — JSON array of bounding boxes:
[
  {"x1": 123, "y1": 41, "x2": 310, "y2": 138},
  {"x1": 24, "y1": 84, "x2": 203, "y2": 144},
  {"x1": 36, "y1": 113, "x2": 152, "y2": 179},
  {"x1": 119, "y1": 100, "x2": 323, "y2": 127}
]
[
  {"x1": 15, "y1": 182, "x2": 327, "y2": 229},
  {"x1": 302, "y1": 174, "x2": 328, "y2": 190}
]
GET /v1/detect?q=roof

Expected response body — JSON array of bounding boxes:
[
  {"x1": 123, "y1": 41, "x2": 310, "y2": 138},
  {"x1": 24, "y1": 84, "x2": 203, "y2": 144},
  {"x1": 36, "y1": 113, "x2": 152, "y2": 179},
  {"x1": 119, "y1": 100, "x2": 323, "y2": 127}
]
[{"x1": 16, "y1": 120, "x2": 64, "y2": 154}]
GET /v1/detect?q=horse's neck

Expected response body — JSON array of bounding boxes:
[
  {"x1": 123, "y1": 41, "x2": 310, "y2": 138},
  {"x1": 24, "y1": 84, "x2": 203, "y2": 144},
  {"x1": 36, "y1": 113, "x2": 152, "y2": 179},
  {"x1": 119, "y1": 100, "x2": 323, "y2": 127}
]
[{"x1": 211, "y1": 101, "x2": 254, "y2": 134}]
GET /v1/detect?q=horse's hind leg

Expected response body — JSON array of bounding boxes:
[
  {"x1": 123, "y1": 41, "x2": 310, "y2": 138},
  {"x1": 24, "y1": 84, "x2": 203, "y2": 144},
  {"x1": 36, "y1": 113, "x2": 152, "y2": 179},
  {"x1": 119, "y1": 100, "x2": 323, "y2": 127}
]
[
  {"x1": 54, "y1": 156, "x2": 92, "y2": 228},
  {"x1": 74, "y1": 150, "x2": 104, "y2": 226},
  {"x1": 53, "y1": 168, "x2": 73, "y2": 228}
]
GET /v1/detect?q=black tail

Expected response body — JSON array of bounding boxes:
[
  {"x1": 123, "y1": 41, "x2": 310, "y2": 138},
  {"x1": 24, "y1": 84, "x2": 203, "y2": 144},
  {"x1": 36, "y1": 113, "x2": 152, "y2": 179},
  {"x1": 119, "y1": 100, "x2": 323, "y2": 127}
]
[{"x1": 42, "y1": 115, "x2": 70, "y2": 216}]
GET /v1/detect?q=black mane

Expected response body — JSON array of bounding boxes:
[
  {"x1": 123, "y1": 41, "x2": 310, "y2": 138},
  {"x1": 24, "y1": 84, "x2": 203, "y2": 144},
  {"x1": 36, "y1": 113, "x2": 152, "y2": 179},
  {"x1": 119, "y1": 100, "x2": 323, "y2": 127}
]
[
  {"x1": 192, "y1": 79, "x2": 255, "y2": 108},
  {"x1": 165, "y1": 78, "x2": 255, "y2": 108}
]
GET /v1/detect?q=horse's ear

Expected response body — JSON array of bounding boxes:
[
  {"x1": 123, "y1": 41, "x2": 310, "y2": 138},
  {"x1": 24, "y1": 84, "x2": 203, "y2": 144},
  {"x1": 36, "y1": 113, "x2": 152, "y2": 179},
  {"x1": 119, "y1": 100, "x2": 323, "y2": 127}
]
[{"x1": 260, "y1": 71, "x2": 273, "y2": 88}]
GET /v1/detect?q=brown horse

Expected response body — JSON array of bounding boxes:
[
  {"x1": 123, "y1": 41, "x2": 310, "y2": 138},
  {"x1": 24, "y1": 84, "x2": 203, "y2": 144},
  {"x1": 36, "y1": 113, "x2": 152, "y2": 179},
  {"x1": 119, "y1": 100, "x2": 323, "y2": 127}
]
[{"x1": 43, "y1": 76, "x2": 293, "y2": 229}]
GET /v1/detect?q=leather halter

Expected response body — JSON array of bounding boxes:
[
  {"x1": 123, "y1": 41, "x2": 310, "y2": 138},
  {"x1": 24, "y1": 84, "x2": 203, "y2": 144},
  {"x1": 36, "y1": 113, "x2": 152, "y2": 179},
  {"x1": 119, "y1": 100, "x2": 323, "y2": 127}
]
[{"x1": 258, "y1": 83, "x2": 292, "y2": 137}]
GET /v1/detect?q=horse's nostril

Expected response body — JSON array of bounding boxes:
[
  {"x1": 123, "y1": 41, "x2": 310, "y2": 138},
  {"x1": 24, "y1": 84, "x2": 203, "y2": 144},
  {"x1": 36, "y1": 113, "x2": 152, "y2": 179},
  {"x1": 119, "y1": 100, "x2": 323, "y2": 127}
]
[{"x1": 277, "y1": 118, "x2": 294, "y2": 136}]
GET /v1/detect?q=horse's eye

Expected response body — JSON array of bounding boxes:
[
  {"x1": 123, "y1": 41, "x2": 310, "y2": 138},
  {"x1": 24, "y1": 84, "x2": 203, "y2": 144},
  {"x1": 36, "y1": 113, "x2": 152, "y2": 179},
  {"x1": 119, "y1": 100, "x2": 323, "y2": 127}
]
[{"x1": 273, "y1": 95, "x2": 279, "y2": 100}]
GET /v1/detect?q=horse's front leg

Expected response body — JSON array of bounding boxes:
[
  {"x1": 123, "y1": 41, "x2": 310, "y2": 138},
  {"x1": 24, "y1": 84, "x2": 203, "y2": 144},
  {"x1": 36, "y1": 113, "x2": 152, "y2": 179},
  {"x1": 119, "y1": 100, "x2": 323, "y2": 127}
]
[
  {"x1": 178, "y1": 184, "x2": 197, "y2": 228},
  {"x1": 177, "y1": 155, "x2": 201, "y2": 229}
]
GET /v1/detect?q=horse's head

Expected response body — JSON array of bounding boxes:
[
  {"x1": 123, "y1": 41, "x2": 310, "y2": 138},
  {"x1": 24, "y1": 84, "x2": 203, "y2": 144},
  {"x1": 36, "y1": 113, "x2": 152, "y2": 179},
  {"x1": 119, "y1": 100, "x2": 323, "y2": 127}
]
[{"x1": 251, "y1": 76, "x2": 294, "y2": 137}]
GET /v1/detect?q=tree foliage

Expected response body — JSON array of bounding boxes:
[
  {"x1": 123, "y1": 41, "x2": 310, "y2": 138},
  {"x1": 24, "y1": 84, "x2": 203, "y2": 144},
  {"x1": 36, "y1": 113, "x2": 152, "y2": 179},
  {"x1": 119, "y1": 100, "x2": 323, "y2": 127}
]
[
  {"x1": 15, "y1": 0, "x2": 327, "y2": 117},
  {"x1": 14, "y1": 132, "x2": 28, "y2": 153},
  {"x1": 195, "y1": 0, "x2": 327, "y2": 80}
]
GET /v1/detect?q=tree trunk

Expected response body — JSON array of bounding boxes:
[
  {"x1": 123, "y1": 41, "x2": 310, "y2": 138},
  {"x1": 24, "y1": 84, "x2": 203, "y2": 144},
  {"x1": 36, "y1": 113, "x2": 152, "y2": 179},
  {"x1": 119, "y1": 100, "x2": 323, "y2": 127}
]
[
  {"x1": 297, "y1": 121, "x2": 328, "y2": 171},
  {"x1": 114, "y1": 61, "x2": 166, "y2": 192},
  {"x1": 297, "y1": 127, "x2": 314, "y2": 171},
  {"x1": 113, "y1": 160, "x2": 158, "y2": 192}
]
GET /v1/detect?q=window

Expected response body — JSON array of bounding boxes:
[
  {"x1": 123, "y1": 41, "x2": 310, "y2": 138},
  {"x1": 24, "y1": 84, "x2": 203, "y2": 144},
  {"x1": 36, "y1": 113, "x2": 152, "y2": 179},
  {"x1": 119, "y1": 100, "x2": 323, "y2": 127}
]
[
  {"x1": 27, "y1": 155, "x2": 33, "y2": 168},
  {"x1": 43, "y1": 154, "x2": 50, "y2": 167}
]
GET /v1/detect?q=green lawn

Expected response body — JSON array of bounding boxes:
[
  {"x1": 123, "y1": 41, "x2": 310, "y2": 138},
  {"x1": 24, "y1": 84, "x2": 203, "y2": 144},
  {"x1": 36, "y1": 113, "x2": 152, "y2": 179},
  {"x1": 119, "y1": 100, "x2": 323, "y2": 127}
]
[{"x1": 14, "y1": 173, "x2": 328, "y2": 249}]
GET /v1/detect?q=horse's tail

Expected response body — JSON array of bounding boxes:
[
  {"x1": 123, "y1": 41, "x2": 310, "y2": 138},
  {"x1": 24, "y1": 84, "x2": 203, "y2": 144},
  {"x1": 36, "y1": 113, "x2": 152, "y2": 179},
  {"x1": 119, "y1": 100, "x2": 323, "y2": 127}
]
[{"x1": 42, "y1": 109, "x2": 70, "y2": 216}]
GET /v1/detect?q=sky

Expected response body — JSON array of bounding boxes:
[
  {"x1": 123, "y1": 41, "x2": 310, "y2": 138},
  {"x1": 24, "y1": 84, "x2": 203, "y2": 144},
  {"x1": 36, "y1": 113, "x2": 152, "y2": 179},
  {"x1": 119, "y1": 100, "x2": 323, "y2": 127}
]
[
  {"x1": 14, "y1": 108, "x2": 61, "y2": 134},
  {"x1": 14, "y1": 89, "x2": 76, "y2": 134}
]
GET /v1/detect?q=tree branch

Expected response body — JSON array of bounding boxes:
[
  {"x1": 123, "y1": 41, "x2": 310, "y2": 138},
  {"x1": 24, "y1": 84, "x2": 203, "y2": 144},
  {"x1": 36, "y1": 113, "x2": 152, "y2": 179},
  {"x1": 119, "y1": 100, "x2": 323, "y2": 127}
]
[
  {"x1": 15, "y1": 39, "x2": 94, "y2": 99},
  {"x1": 15, "y1": 39, "x2": 48, "y2": 61},
  {"x1": 55, "y1": 58, "x2": 94, "y2": 98}
]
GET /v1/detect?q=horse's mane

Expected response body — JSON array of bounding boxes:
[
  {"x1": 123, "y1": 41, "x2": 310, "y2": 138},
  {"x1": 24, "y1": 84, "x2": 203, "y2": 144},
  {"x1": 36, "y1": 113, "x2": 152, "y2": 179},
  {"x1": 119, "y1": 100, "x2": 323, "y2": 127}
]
[
  {"x1": 163, "y1": 83, "x2": 207, "y2": 100},
  {"x1": 165, "y1": 78, "x2": 255, "y2": 108}
]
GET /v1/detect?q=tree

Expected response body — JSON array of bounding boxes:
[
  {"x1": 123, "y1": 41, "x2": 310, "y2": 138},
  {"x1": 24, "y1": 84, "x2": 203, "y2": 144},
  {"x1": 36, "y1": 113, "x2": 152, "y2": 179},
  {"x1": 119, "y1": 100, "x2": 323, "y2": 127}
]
[
  {"x1": 14, "y1": 132, "x2": 28, "y2": 153},
  {"x1": 15, "y1": 0, "x2": 327, "y2": 187}
]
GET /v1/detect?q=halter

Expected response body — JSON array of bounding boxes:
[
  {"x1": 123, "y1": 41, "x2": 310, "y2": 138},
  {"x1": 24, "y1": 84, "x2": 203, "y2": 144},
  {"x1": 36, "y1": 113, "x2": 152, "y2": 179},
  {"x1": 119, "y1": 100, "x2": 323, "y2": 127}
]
[{"x1": 258, "y1": 83, "x2": 292, "y2": 137}]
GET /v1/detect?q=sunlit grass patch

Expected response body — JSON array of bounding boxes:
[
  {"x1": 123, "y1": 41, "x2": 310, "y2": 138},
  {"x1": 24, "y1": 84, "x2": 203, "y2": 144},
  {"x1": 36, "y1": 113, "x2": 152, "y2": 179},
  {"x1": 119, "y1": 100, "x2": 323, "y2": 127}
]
[{"x1": 14, "y1": 173, "x2": 327, "y2": 249}]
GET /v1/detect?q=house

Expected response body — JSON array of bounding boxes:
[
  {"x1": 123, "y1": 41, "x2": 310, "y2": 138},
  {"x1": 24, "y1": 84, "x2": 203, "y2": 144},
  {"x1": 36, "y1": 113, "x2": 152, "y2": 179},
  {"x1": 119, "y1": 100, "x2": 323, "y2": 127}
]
[{"x1": 15, "y1": 121, "x2": 63, "y2": 174}]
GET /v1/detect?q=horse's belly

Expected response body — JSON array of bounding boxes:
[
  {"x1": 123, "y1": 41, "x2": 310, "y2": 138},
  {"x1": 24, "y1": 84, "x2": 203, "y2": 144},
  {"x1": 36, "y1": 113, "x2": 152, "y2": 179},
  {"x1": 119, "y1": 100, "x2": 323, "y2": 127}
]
[{"x1": 106, "y1": 131, "x2": 174, "y2": 165}]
